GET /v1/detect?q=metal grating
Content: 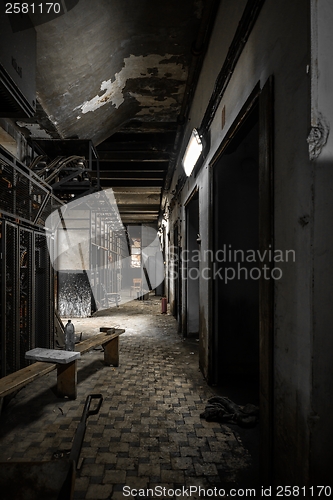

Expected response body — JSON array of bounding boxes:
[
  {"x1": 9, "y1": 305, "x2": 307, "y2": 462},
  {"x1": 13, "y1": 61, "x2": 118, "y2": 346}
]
[
  {"x1": 0, "y1": 148, "x2": 59, "y2": 378},
  {"x1": 0, "y1": 146, "x2": 64, "y2": 226},
  {"x1": 0, "y1": 224, "x2": 54, "y2": 377},
  {"x1": 41, "y1": 196, "x2": 54, "y2": 224},
  {"x1": 0, "y1": 161, "x2": 14, "y2": 215},
  {"x1": 19, "y1": 228, "x2": 33, "y2": 369},
  {"x1": 34, "y1": 232, "x2": 53, "y2": 349},
  {"x1": 15, "y1": 172, "x2": 31, "y2": 220},
  {"x1": 30, "y1": 188, "x2": 48, "y2": 223},
  {"x1": 3, "y1": 222, "x2": 19, "y2": 376}
]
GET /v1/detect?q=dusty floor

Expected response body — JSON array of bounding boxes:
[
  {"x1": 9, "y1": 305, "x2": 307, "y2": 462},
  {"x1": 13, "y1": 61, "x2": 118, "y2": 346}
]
[{"x1": 0, "y1": 297, "x2": 260, "y2": 499}]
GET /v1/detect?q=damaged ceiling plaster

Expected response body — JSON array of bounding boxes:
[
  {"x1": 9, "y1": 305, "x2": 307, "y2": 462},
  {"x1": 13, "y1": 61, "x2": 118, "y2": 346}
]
[
  {"x1": 27, "y1": 0, "x2": 217, "y2": 224},
  {"x1": 74, "y1": 53, "x2": 187, "y2": 117},
  {"x1": 34, "y1": 0, "x2": 205, "y2": 145}
]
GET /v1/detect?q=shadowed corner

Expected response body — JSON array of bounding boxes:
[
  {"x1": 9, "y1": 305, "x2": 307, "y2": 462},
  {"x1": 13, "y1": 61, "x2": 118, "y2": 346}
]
[{"x1": 0, "y1": 358, "x2": 105, "y2": 438}]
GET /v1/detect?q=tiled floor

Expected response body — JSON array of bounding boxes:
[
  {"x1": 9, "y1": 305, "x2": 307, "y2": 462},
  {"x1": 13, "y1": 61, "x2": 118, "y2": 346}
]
[{"x1": 0, "y1": 298, "x2": 259, "y2": 499}]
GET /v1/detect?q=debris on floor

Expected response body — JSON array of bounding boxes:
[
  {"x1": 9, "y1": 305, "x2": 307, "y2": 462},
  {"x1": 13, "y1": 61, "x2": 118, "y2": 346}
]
[{"x1": 200, "y1": 396, "x2": 259, "y2": 427}]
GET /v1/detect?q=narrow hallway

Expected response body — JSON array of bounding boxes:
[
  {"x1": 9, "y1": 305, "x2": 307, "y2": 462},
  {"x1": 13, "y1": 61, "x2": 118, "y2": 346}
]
[{"x1": 0, "y1": 298, "x2": 259, "y2": 499}]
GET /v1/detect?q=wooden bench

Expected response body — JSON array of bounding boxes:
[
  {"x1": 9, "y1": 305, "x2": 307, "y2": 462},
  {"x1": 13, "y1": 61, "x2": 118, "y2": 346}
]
[{"x1": 0, "y1": 328, "x2": 125, "y2": 408}]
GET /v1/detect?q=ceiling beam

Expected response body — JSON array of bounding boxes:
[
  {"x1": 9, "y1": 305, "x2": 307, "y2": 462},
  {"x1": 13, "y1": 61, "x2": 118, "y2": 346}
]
[
  {"x1": 120, "y1": 216, "x2": 158, "y2": 222},
  {"x1": 112, "y1": 187, "x2": 161, "y2": 194},
  {"x1": 118, "y1": 206, "x2": 160, "y2": 213},
  {"x1": 97, "y1": 175, "x2": 164, "y2": 181},
  {"x1": 99, "y1": 180, "x2": 164, "y2": 188},
  {"x1": 95, "y1": 170, "x2": 165, "y2": 175},
  {"x1": 95, "y1": 151, "x2": 170, "y2": 161},
  {"x1": 96, "y1": 138, "x2": 175, "y2": 151},
  {"x1": 96, "y1": 162, "x2": 167, "y2": 171}
]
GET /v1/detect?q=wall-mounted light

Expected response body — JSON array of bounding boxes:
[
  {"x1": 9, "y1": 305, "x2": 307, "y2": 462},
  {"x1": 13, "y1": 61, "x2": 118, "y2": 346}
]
[{"x1": 182, "y1": 128, "x2": 203, "y2": 177}]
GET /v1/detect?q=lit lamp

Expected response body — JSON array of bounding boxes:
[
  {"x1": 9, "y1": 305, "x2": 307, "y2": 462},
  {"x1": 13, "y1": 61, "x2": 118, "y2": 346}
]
[{"x1": 182, "y1": 128, "x2": 203, "y2": 176}]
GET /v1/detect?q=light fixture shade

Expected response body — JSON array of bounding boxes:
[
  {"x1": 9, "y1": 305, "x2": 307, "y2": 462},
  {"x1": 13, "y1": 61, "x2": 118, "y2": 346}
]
[{"x1": 182, "y1": 128, "x2": 203, "y2": 176}]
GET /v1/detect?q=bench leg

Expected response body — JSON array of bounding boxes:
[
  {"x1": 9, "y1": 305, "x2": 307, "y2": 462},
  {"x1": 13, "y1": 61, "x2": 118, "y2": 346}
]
[
  {"x1": 57, "y1": 360, "x2": 77, "y2": 399},
  {"x1": 103, "y1": 337, "x2": 119, "y2": 366}
]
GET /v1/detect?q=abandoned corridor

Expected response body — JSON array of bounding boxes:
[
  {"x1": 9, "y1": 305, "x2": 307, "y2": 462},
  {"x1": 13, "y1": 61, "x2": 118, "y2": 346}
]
[{"x1": 0, "y1": 299, "x2": 259, "y2": 499}]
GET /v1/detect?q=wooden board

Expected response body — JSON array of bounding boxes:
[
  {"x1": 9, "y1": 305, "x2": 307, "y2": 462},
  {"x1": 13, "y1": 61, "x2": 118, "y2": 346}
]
[
  {"x1": 0, "y1": 362, "x2": 57, "y2": 398},
  {"x1": 76, "y1": 329, "x2": 125, "y2": 355}
]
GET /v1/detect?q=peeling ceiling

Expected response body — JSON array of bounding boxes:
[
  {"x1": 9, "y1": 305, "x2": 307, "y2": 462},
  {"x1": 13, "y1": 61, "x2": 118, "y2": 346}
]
[{"x1": 18, "y1": 0, "x2": 218, "y2": 223}]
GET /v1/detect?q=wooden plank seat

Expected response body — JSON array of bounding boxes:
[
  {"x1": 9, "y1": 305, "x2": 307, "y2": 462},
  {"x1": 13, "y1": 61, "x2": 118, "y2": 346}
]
[
  {"x1": 0, "y1": 328, "x2": 125, "y2": 408},
  {"x1": 76, "y1": 328, "x2": 125, "y2": 367},
  {"x1": 0, "y1": 361, "x2": 57, "y2": 401}
]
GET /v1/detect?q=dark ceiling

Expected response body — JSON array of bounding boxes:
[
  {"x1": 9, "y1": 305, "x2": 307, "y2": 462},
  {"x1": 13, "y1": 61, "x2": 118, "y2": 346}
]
[{"x1": 17, "y1": 0, "x2": 219, "y2": 224}]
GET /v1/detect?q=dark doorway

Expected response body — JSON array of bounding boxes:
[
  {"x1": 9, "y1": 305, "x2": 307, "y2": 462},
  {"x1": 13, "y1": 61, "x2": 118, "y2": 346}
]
[
  {"x1": 211, "y1": 104, "x2": 260, "y2": 489},
  {"x1": 213, "y1": 106, "x2": 260, "y2": 389},
  {"x1": 173, "y1": 223, "x2": 182, "y2": 331},
  {"x1": 210, "y1": 78, "x2": 274, "y2": 485},
  {"x1": 185, "y1": 190, "x2": 200, "y2": 338}
]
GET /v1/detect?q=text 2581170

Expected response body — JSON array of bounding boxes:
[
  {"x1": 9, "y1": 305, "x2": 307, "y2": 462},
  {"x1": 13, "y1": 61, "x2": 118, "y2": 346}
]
[{"x1": 5, "y1": 3, "x2": 62, "y2": 14}]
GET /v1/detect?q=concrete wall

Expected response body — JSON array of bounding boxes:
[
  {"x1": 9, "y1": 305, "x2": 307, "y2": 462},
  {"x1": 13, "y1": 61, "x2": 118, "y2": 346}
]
[{"x1": 164, "y1": 0, "x2": 333, "y2": 486}]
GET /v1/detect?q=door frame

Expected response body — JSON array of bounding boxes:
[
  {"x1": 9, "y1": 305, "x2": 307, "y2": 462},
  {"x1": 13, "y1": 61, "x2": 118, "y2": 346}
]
[
  {"x1": 183, "y1": 186, "x2": 200, "y2": 338},
  {"x1": 208, "y1": 77, "x2": 274, "y2": 483}
]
